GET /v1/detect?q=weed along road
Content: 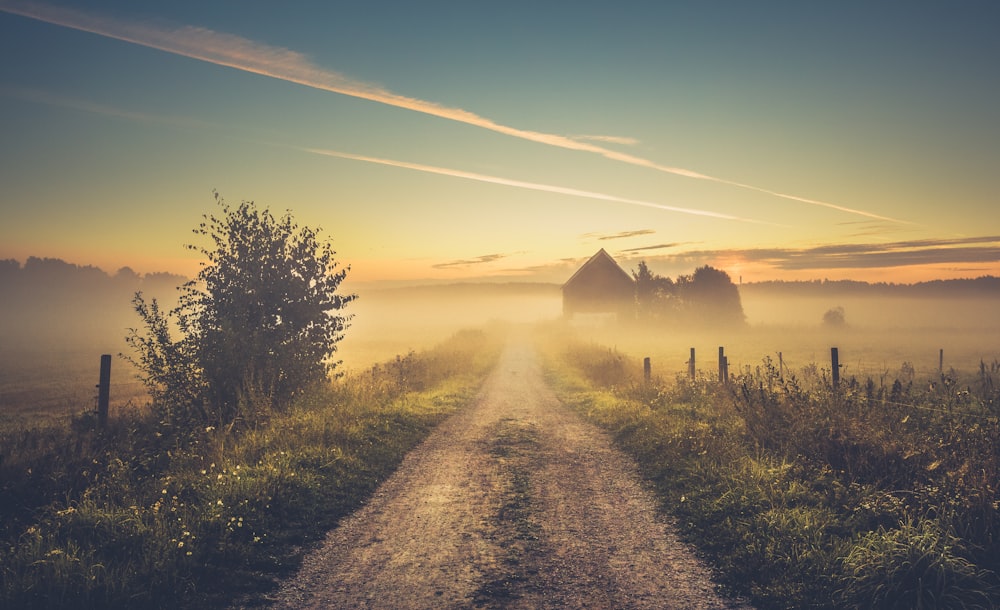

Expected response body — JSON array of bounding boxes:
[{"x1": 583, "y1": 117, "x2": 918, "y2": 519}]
[{"x1": 270, "y1": 338, "x2": 750, "y2": 609}]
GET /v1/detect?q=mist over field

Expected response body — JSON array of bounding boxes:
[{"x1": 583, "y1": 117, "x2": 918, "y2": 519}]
[{"x1": 2, "y1": 257, "x2": 999, "y2": 423}]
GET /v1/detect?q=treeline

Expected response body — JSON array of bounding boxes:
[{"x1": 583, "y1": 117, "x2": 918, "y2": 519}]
[
  {"x1": 742, "y1": 276, "x2": 1000, "y2": 298},
  {"x1": 0, "y1": 257, "x2": 185, "y2": 349}
]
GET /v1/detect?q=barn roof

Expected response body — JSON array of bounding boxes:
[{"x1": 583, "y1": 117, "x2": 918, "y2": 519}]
[{"x1": 562, "y1": 248, "x2": 633, "y2": 289}]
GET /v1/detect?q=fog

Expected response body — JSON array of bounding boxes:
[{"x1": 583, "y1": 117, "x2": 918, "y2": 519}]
[
  {"x1": 2, "y1": 259, "x2": 998, "y2": 424},
  {"x1": 338, "y1": 283, "x2": 563, "y2": 372}
]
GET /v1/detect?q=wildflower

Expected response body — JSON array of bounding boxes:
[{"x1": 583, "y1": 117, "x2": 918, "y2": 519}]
[{"x1": 178, "y1": 541, "x2": 184, "y2": 548}]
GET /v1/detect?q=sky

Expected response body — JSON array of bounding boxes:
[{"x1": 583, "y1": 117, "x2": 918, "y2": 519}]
[{"x1": 1, "y1": 0, "x2": 999, "y2": 287}]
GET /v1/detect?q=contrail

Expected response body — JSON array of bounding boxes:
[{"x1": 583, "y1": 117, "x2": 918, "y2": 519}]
[
  {"x1": 304, "y1": 147, "x2": 783, "y2": 225},
  {"x1": 1, "y1": 0, "x2": 906, "y2": 223}
]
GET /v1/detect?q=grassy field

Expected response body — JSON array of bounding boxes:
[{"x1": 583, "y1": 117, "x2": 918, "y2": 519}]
[
  {"x1": 0, "y1": 327, "x2": 503, "y2": 609},
  {"x1": 541, "y1": 321, "x2": 1000, "y2": 608},
  {"x1": 573, "y1": 318, "x2": 1000, "y2": 382}
]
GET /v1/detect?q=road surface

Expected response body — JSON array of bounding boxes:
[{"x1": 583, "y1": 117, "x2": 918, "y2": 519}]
[{"x1": 268, "y1": 338, "x2": 750, "y2": 609}]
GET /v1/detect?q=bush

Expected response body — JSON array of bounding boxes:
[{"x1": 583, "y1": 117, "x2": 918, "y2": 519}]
[{"x1": 126, "y1": 193, "x2": 355, "y2": 430}]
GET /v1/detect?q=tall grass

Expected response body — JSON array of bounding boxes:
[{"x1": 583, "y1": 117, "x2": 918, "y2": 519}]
[
  {"x1": 540, "y1": 323, "x2": 1000, "y2": 608},
  {"x1": 0, "y1": 327, "x2": 502, "y2": 609}
]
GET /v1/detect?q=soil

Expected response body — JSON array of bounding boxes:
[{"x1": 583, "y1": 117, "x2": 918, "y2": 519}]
[{"x1": 265, "y1": 337, "x2": 752, "y2": 609}]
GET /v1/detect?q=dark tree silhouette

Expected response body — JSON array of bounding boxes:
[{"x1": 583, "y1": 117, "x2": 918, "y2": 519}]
[
  {"x1": 678, "y1": 265, "x2": 746, "y2": 327},
  {"x1": 127, "y1": 193, "x2": 355, "y2": 428},
  {"x1": 823, "y1": 306, "x2": 847, "y2": 328},
  {"x1": 632, "y1": 261, "x2": 677, "y2": 321},
  {"x1": 632, "y1": 262, "x2": 745, "y2": 327}
]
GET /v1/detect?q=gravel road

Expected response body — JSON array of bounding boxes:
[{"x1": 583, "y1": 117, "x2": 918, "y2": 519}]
[{"x1": 268, "y1": 337, "x2": 750, "y2": 609}]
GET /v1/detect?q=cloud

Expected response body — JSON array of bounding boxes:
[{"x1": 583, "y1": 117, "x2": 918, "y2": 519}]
[
  {"x1": 432, "y1": 253, "x2": 507, "y2": 269},
  {"x1": 618, "y1": 243, "x2": 688, "y2": 253},
  {"x1": 571, "y1": 134, "x2": 641, "y2": 146},
  {"x1": 0, "y1": 0, "x2": 907, "y2": 223},
  {"x1": 305, "y1": 148, "x2": 777, "y2": 224},
  {"x1": 0, "y1": 81, "x2": 773, "y2": 225},
  {"x1": 0, "y1": 85, "x2": 216, "y2": 130},
  {"x1": 584, "y1": 229, "x2": 656, "y2": 241},
  {"x1": 642, "y1": 236, "x2": 1000, "y2": 271}
]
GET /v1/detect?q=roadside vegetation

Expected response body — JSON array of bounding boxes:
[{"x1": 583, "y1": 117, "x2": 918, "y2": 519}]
[
  {"x1": 0, "y1": 194, "x2": 502, "y2": 608},
  {"x1": 541, "y1": 323, "x2": 1000, "y2": 608},
  {"x1": 0, "y1": 328, "x2": 500, "y2": 609}
]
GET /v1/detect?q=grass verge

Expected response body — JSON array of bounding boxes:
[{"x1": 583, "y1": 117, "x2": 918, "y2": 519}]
[
  {"x1": 538, "y1": 322, "x2": 1000, "y2": 609},
  {"x1": 0, "y1": 327, "x2": 502, "y2": 609}
]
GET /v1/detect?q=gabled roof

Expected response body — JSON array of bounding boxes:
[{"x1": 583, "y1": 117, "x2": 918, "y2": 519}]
[{"x1": 562, "y1": 248, "x2": 633, "y2": 288}]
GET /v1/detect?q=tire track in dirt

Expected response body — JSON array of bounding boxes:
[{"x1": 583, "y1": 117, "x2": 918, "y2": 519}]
[{"x1": 267, "y1": 337, "x2": 750, "y2": 609}]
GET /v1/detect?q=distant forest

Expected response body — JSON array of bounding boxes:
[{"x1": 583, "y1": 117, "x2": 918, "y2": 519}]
[
  {"x1": 0, "y1": 257, "x2": 185, "y2": 350},
  {"x1": 740, "y1": 276, "x2": 1000, "y2": 298},
  {"x1": 2, "y1": 256, "x2": 999, "y2": 350}
]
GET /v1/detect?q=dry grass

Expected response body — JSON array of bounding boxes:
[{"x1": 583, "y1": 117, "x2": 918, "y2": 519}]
[
  {"x1": 0, "y1": 327, "x2": 503, "y2": 609},
  {"x1": 539, "y1": 321, "x2": 1000, "y2": 609}
]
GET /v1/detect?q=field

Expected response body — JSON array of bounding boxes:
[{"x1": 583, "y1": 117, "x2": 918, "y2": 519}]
[
  {"x1": 0, "y1": 327, "x2": 503, "y2": 609},
  {"x1": 2, "y1": 279, "x2": 998, "y2": 607},
  {"x1": 4, "y1": 282, "x2": 999, "y2": 427},
  {"x1": 0, "y1": 282, "x2": 562, "y2": 426},
  {"x1": 546, "y1": 287, "x2": 1000, "y2": 606}
]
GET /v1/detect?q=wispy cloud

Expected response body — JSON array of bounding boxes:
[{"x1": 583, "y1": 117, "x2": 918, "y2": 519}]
[
  {"x1": 0, "y1": 85, "x2": 216, "y2": 130},
  {"x1": 584, "y1": 229, "x2": 656, "y2": 241},
  {"x1": 304, "y1": 148, "x2": 779, "y2": 224},
  {"x1": 619, "y1": 243, "x2": 689, "y2": 253},
  {"x1": 0, "y1": 82, "x2": 774, "y2": 225},
  {"x1": 642, "y1": 236, "x2": 1000, "y2": 271},
  {"x1": 432, "y1": 253, "x2": 507, "y2": 269},
  {"x1": 572, "y1": 134, "x2": 641, "y2": 146},
  {"x1": 0, "y1": 0, "x2": 907, "y2": 224}
]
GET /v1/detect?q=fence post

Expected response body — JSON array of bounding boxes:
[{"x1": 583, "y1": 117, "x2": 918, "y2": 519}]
[
  {"x1": 831, "y1": 347, "x2": 840, "y2": 388},
  {"x1": 688, "y1": 348, "x2": 696, "y2": 380},
  {"x1": 939, "y1": 349, "x2": 944, "y2": 373},
  {"x1": 643, "y1": 357, "x2": 651, "y2": 383},
  {"x1": 718, "y1": 347, "x2": 728, "y2": 384},
  {"x1": 97, "y1": 354, "x2": 111, "y2": 428},
  {"x1": 778, "y1": 351, "x2": 784, "y2": 382}
]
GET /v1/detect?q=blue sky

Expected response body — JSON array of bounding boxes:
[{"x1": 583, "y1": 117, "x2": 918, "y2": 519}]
[{"x1": 1, "y1": 0, "x2": 999, "y2": 285}]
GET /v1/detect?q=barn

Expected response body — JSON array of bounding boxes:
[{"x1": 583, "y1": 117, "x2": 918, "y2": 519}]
[{"x1": 562, "y1": 249, "x2": 635, "y2": 317}]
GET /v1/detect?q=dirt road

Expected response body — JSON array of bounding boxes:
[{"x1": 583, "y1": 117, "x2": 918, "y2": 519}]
[{"x1": 269, "y1": 338, "x2": 750, "y2": 609}]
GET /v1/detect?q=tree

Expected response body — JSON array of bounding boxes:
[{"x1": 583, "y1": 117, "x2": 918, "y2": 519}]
[
  {"x1": 633, "y1": 262, "x2": 745, "y2": 327},
  {"x1": 632, "y1": 261, "x2": 676, "y2": 321},
  {"x1": 677, "y1": 265, "x2": 745, "y2": 327},
  {"x1": 823, "y1": 306, "x2": 846, "y2": 328},
  {"x1": 127, "y1": 193, "x2": 355, "y2": 428}
]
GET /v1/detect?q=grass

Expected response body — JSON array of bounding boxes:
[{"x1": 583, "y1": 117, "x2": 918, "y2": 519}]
[
  {"x1": 0, "y1": 327, "x2": 503, "y2": 609},
  {"x1": 538, "y1": 321, "x2": 1000, "y2": 609}
]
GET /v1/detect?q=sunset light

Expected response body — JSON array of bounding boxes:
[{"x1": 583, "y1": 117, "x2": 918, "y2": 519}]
[{"x1": 1, "y1": 1, "x2": 998, "y2": 284}]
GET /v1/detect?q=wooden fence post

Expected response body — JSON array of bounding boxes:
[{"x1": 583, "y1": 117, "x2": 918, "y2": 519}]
[
  {"x1": 939, "y1": 349, "x2": 944, "y2": 374},
  {"x1": 718, "y1": 347, "x2": 729, "y2": 384},
  {"x1": 688, "y1": 348, "x2": 696, "y2": 380},
  {"x1": 643, "y1": 357, "x2": 651, "y2": 383},
  {"x1": 831, "y1": 347, "x2": 840, "y2": 388},
  {"x1": 778, "y1": 351, "x2": 784, "y2": 382},
  {"x1": 97, "y1": 354, "x2": 111, "y2": 428}
]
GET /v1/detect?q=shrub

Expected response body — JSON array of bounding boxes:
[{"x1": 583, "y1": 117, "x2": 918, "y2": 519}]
[{"x1": 126, "y1": 193, "x2": 355, "y2": 431}]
